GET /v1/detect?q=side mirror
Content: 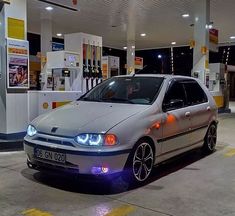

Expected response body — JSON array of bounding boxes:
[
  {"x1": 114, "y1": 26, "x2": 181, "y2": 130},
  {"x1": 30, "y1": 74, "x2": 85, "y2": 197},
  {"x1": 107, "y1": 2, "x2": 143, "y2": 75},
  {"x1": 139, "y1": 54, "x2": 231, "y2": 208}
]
[{"x1": 163, "y1": 99, "x2": 184, "y2": 112}]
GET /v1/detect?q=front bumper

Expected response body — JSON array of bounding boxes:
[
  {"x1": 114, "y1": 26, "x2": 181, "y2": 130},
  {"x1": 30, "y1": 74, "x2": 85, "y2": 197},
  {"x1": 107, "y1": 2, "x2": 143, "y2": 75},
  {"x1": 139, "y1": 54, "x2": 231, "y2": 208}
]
[{"x1": 24, "y1": 141, "x2": 130, "y2": 175}]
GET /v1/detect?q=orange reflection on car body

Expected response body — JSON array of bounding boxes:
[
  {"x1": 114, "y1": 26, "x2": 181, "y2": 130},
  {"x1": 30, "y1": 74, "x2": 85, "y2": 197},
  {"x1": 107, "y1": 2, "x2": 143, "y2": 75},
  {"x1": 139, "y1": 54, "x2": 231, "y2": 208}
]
[
  {"x1": 151, "y1": 122, "x2": 161, "y2": 129},
  {"x1": 166, "y1": 113, "x2": 176, "y2": 124}
]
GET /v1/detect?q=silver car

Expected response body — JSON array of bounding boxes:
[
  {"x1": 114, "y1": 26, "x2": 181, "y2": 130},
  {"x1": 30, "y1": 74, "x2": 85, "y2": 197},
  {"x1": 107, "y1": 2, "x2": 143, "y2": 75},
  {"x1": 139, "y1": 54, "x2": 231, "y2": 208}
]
[{"x1": 24, "y1": 75, "x2": 218, "y2": 183}]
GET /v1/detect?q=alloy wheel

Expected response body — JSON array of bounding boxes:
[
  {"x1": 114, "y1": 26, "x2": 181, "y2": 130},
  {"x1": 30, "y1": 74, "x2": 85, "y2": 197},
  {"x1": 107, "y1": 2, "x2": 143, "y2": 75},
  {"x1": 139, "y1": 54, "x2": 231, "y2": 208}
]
[
  {"x1": 207, "y1": 125, "x2": 217, "y2": 151},
  {"x1": 132, "y1": 143, "x2": 154, "y2": 182}
]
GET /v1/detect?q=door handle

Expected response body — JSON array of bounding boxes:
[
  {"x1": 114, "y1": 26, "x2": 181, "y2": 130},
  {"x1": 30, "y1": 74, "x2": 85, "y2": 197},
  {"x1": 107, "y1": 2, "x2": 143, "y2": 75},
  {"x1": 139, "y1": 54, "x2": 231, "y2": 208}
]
[
  {"x1": 207, "y1": 106, "x2": 211, "y2": 111},
  {"x1": 185, "y1": 111, "x2": 191, "y2": 117}
]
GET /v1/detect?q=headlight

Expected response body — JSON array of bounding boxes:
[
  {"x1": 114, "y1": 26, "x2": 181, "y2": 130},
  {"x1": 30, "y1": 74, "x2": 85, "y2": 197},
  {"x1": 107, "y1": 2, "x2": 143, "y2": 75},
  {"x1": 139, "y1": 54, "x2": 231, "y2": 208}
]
[
  {"x1": 75, "y1": 134, "x2": 118, "y2": 146},
  {"x1": 27, "y1": 125, "x2": 37, "y2": 137}
]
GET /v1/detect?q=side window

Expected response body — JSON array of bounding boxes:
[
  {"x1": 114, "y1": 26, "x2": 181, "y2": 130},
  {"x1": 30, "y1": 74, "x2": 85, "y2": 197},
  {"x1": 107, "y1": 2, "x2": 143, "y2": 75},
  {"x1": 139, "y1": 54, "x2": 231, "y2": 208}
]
[
  {"x1": 163, "y1": 81, "x2": 186, "y2": 111},
  {"x1": 183, "y1": 81, "x2": 208, "y2": 106}
]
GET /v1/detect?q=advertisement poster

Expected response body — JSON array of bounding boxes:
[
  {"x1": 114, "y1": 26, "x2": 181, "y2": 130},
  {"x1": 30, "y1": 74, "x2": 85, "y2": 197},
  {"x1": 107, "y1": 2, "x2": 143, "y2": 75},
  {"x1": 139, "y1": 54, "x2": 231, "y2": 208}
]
[
  {"x1": 101, "y1": 56, "x2": 108, "y2": 80},
  {"x1": 110, "y1": 56, "x2": 120, "y2": 77},
  {"x1": 52, "y1": 42, "x2": 64, "y2": 51},
  {"x1": 7, "y1": 38, "x2": 29, "y2": 89}
]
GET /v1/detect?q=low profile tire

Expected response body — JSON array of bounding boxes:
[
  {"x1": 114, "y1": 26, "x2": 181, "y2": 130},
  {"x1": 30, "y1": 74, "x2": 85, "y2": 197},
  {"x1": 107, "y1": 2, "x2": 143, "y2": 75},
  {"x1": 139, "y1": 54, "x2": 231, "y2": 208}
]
[
  {"x1": 202, "y1": 123, "x2": 217, "y2": 153},
  {"x1": 123, "y1": 139, "x2": 154, "y2": 184}
]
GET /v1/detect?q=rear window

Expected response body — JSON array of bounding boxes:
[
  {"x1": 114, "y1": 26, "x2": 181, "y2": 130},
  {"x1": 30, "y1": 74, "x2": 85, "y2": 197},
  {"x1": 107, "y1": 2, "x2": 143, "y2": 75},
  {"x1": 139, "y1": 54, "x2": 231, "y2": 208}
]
[{"x1": 182, "y1": 80, "x2": 208, "y2": 106}]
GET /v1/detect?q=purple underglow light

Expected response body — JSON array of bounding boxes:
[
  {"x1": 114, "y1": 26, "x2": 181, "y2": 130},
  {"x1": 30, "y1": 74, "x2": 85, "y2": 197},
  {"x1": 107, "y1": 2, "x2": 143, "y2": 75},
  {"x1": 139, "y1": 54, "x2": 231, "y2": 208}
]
[{"x1": 91, "y1": 166, "x2": 109, "y2": 175}]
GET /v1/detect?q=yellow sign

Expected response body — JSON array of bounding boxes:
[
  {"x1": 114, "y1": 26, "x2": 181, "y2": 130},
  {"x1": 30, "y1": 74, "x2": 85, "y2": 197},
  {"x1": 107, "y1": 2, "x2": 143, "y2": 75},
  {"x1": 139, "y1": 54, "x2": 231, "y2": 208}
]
[
  {"x1": 205, "y1": 59, "x2": 209, "y2": 69},
  {"x1": 201, "y1": 46, "x2": 208, "y2": 55},
  {"x1": 102, "y1": 63, "x2": 108, "y2": 80},
  {"x1": 213, "y1": 95, "x2": 224, "y2": 108},
  {"x1": 128, "y1": 66, "x2": 134, "y2": 74},
  {"x1": 8, "y1": 17, "x2": 25, "y2": 40},
  {"x1": 189, "y1": 40, "x2": 195, "y2": 49}
]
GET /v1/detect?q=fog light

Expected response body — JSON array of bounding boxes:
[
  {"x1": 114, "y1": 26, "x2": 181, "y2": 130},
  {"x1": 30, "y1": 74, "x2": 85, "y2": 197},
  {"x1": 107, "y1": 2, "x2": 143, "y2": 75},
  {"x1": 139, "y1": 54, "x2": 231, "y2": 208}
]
[
  {"x1": 101, "y1": 166, "x2": 109, "y2": 174},
  {"x1": 91, "y1": 166, "x2": 109, "y2": 175}
]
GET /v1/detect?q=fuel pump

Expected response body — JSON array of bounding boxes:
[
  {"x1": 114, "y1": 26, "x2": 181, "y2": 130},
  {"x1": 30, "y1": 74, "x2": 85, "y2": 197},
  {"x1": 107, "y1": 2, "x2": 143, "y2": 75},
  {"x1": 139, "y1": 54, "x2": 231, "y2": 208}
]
[
  {"x1": 97, "y1": 45, "x2": 102, "y2": 83},
  {"x1": 95, "y1": 45, "x2": 99, "y2": 85},
  {"x1": 90, "y1": 44, "x2": 95, "y2": 88},
  {"x1": 87, "y1": 43, "x2": 93, "y2": 90},
  {"x1": 46, "y1": 51, "x2": 81, "y2": 92},
  {"x1": 64, "y1": 32, "x2": 103, "y2": 93},
  {"x1": 83, "y1": 43, "x2": 89, "y2": 92}
]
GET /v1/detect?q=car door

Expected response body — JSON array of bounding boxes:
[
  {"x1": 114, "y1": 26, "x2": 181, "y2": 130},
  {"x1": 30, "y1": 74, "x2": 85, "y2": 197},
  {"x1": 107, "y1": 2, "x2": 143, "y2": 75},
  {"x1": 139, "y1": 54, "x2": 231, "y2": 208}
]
[
  {"x1": 182, "y1": 80, "x2": 210, "y2": 145},
  {"x1": 161, "y1": 79, "x2": 191, "y2": 155}
]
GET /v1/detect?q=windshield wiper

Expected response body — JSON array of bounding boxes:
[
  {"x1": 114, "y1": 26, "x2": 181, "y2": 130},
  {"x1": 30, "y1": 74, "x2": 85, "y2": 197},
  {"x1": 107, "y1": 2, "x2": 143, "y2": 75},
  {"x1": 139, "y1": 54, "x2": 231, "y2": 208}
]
[{"x1": 102, "y1": 97, "x2": 135, "y2": 104}]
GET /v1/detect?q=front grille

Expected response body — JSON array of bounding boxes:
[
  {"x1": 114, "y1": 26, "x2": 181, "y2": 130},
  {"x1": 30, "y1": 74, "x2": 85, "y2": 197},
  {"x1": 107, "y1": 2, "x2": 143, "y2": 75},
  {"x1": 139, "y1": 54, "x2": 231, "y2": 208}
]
[{"x1": 35, "y1": 137, "x2": 75, "y2": 147}]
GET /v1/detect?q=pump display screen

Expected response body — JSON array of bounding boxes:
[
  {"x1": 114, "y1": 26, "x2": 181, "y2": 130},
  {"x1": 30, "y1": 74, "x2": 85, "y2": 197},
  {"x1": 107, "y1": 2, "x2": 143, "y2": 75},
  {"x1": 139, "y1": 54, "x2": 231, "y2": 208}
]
[
  {"x1": 69, "y1": 55, "x2": 76, "y2": 63},
  {"x1": 65, "y1": 53, "x2": 79, "y2": 67}
]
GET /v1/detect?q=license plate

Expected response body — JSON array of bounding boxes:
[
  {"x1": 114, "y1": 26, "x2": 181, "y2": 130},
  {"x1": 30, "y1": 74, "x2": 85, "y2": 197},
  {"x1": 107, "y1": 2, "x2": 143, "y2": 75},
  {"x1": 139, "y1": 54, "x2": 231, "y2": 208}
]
[{"x1": 34, "y1": 148, "x2": 66, "y2": 164}]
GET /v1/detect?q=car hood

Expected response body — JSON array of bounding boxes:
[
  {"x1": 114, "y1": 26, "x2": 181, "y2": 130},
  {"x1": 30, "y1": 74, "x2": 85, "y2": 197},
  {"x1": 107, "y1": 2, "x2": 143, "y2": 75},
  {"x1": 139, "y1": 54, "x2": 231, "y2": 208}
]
[{"x1": 33, "y1": 101, "x2": 148, "y2": 137}]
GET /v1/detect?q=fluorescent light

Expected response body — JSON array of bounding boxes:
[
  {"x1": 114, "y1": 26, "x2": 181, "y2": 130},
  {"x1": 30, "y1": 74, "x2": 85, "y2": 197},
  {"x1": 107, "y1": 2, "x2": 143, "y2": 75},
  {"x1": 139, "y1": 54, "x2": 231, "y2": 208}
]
[
  {"x1": 158, "y1": 55, "x2": 162, "y2": 59},
  {"x1": 45, "y1": 6, "x2": 53, "y2": 11},
  {"x1": 182, "y1": 14, "x2": 189, "y2": 18},
  {"x1": 230, "y1": 36, "x2": 235, "y2": 40},
  {"x1": 140, "y1": 33, "x2": 146, "y2": 37},
  {"x1": 206, "y1": 24, "x2": 213, "y2": 29},
  {"x1": 171, "y1": 42, "x2": 176, "y2": 45},
  {"x1": 123, "y1": 46, "x2": 135, "y2": 49},
  {"x1": 56, "y1": 33, "x2": 62, "y2": 37}
]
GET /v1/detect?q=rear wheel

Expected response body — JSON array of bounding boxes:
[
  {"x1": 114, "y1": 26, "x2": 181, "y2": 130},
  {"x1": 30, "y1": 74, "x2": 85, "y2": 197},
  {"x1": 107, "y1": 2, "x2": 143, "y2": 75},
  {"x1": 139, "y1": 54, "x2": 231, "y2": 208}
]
[
  {"x1": 203, "y1": 124, "x2": 217, "y2": 153},
  {"x1": 124, "y1": 140, "x2": 154, "y2": 184}
]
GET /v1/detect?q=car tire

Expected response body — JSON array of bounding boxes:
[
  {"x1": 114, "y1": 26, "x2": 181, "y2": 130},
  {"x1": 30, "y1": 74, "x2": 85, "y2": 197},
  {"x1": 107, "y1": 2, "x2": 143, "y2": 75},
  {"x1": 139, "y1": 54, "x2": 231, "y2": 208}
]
[
  {"x1": 202, "y1": 123, "x2": 217, "y2": 153},
  {"x1": 123, "y1": 139, "x2": 154, "y2": 184}
]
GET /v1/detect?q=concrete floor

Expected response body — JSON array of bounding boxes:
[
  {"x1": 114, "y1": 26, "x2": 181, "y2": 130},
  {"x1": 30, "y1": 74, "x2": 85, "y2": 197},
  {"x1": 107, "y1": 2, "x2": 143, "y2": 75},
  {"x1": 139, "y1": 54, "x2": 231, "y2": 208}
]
[{"x1": 1, "y1": 106, "x2": 235, "y2": 216}]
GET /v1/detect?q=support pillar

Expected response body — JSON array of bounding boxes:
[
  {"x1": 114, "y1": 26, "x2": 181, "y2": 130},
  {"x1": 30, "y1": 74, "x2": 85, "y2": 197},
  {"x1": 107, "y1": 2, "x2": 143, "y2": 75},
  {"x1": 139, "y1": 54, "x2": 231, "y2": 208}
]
[
  {"x1": 40, "y1": 11, "x2": 52, "y2": 90},
  {"x1": 192, "y1": 0, "x2": 210, "y2": 84},
  {"x1": 0, "y1": 0, "x2": 28, "y2": 140},
  {"x1": 126, "y1": 0, "x2": 136, "y2": 74},
  {"x1": 127, "y1": 41, "x2": 135, "y2": 74},
  {"x1": 40, "y1": 12, "x2": 52, "y2": 60}
]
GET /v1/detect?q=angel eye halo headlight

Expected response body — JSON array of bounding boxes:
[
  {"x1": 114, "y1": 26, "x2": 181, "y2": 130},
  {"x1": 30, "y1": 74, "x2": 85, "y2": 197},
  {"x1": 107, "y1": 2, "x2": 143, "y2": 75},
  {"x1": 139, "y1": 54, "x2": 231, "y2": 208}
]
[
  {"x1": 27, "y1": 125, "x2": 37, "y2": 137},
  {"x1": 75, "y1": 134, "x2": 118, "y2": 146}
]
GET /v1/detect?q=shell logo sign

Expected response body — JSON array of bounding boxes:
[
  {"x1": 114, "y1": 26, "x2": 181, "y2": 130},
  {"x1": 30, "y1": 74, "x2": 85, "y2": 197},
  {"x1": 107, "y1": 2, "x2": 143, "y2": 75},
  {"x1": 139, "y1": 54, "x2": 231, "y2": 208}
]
[{"x1": 43, "y1": 102, "x2": 49, "y2": 110}]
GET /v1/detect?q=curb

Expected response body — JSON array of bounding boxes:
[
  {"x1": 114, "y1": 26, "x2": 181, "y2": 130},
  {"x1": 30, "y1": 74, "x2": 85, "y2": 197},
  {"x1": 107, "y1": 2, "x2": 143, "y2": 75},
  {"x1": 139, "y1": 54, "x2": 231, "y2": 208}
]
[{"x1": 0, "y1": 140, "x2": 23, "y2": 151}]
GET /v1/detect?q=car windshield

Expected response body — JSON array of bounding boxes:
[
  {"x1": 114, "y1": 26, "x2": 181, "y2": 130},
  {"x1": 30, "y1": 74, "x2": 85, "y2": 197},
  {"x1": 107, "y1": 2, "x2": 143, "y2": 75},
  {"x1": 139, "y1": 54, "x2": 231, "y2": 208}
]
[{"x1": 80, "y1": 76, "x2": 164, "y2": 105}]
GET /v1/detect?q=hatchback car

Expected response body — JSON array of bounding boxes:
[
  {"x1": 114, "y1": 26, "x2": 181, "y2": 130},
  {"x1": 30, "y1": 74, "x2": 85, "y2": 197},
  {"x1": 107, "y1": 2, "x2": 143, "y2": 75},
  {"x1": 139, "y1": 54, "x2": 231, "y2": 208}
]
[{"x1": 24, "y1": 74, "x2": 218, "y2": 183}]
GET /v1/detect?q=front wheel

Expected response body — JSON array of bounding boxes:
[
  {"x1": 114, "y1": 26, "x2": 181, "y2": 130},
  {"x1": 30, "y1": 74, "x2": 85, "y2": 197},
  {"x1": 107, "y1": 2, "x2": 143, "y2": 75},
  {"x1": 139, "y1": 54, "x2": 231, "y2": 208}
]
[
  {"x1": 202, "y1": 124, "x2": 217, "y2": 153},
  {"x1": 123, "y1": 140, "x2": 154, "y2": 184}
]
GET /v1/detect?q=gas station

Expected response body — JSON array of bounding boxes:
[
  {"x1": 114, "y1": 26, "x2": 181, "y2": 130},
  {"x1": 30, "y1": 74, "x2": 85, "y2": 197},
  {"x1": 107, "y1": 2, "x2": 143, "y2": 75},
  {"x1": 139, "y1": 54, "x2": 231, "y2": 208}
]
[{"x1": 0, "y1": 1, "x2": 235, "y2": 216}]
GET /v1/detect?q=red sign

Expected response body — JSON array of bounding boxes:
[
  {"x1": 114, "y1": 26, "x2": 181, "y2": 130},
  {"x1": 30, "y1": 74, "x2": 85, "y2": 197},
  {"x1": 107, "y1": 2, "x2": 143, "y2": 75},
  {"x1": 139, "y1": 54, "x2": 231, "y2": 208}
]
[
  {"x1": 72, "y1": 0, "x2": 77, "y2": 5},
  {"x1": 209, "y1": 29, "x2": 218, "y2": 44}
]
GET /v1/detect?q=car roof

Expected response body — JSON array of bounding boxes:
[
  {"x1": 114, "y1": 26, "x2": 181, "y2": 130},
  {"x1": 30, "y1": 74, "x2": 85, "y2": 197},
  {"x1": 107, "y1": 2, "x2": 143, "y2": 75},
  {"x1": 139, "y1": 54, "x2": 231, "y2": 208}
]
[{"x1": 115, "y1": 74, "x2": 197, "y2": 81}]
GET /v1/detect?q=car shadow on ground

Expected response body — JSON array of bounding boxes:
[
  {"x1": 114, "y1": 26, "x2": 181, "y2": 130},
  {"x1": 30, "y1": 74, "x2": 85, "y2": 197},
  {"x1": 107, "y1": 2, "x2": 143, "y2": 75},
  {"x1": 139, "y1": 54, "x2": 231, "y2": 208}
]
[{"x1": 21, "y1": 148, "x2": 213, "y2": 195}]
